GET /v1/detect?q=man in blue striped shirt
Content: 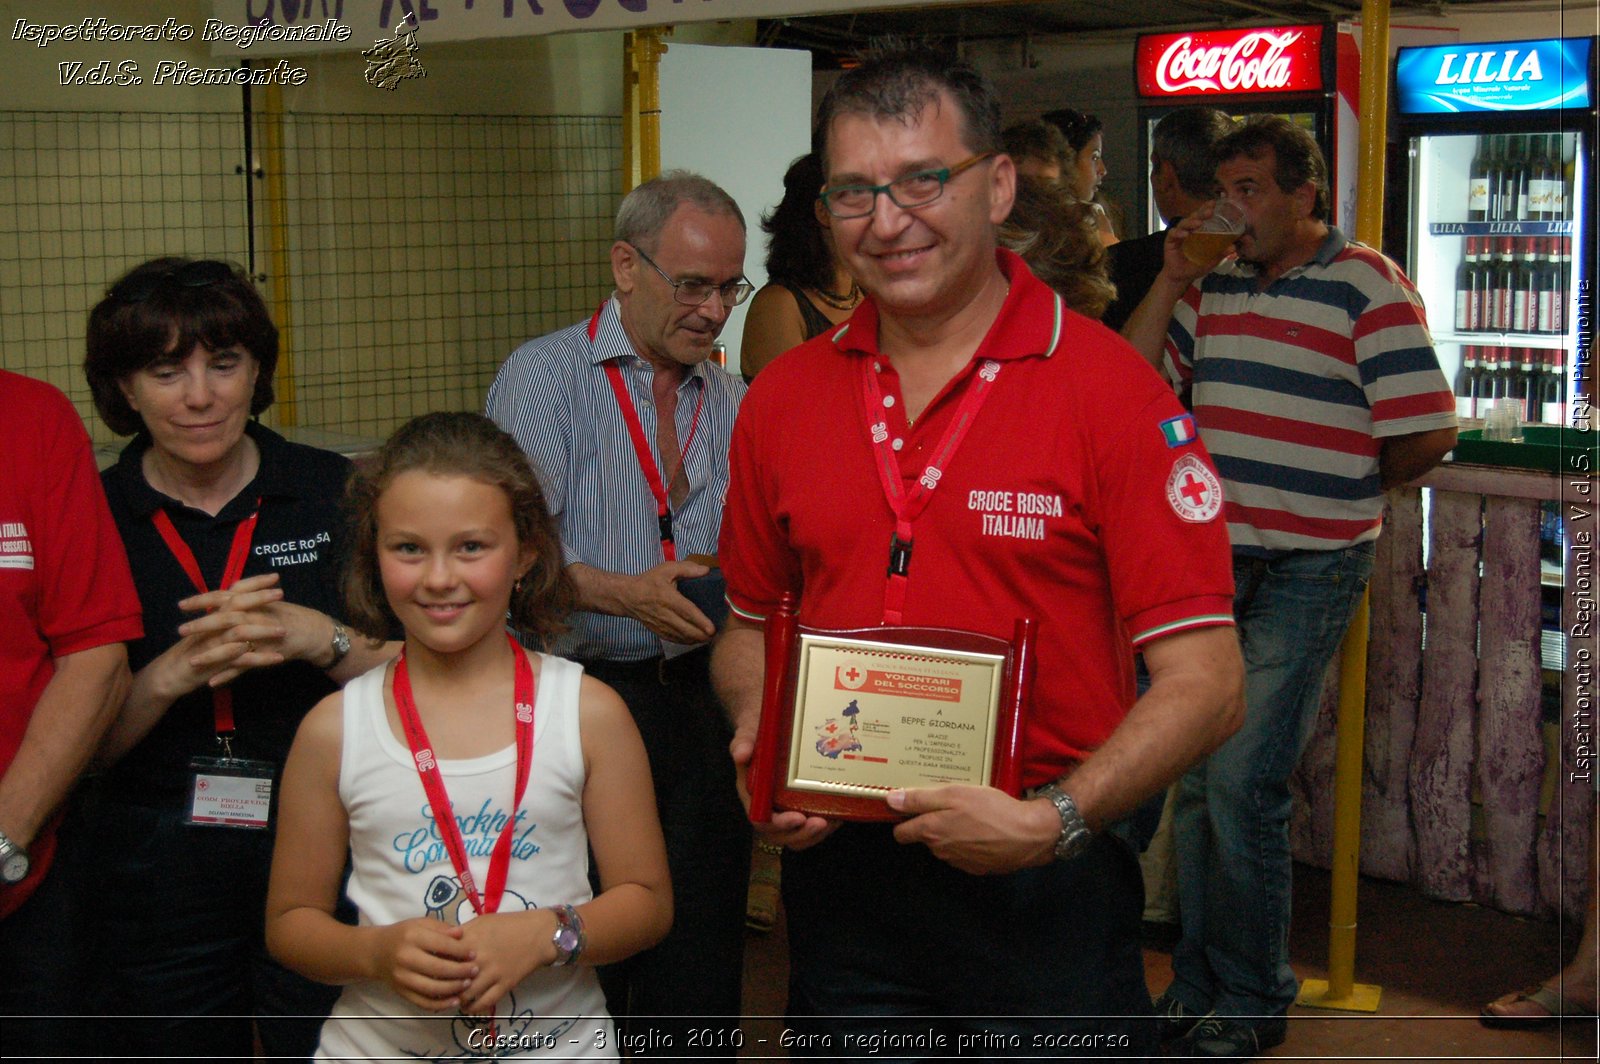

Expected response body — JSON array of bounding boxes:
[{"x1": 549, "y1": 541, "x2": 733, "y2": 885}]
[{"x1": 486, "y1": 171, "x2": 752, "y2": 1052}]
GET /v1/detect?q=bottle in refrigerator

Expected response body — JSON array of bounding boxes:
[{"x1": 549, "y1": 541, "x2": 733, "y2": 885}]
[
  {"x1": 1455, "y1": 237, "x2": 1477, "y2": 332},
  {"x1": 1454, "y1": 346, "x2": 1478, "y2": 418},
  {"x1": 1498, "y1": 350, "x2": 1520, "y2": 407},
  {"x1": 1513, "y1": 136, "x2": 1536, "y2": 220},
  {"x1": 1497, "y1": 135, "x2": 1526, "y2": 221},
  {"x1": 1517, "y1": 347, "x2": 1538, "y2": 421},
  {"x1": 1472, "y1": 348, "x2": 1495, "y2": 418},
  {"x1": 1470, "y1": 346, "x2": 1497, "y2": 419},
  {"x1": 1485, "y1": 134, "x2": 1507, "y2": 221},
  {"x1": 1529, "y1": 135, "x2": 1557, "y2": 221},
  {"x1": 1491, "y1": 238, "x2": 1516, "y2": 331},
  {"x1": 1540, "y1": 349, "x2": 1567, "y2": 426},
  {"x1": 1512, "y1": 240, "x2": 1536, "y2": 334},
  {"x1": 1535, "y1": 237, "x2": 1560, "y2": 334},
  {"x1": 1468, "y1": 136, "x2": 1491, "y2": 221},
  {"x1": 1469, "y1": 237, "x2": 1491, "y2": 332},
  {"x1": 1555, "y1": 237, "x2": 1572, "y2": 334},
  {"x1": 1493, "y1": 348, "x2": 1528, "y2": 419}
]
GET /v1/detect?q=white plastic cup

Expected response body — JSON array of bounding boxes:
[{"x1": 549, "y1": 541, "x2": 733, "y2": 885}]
[{"x1": 1484, "y1": 398, "x2": 1524, "y2": 443}]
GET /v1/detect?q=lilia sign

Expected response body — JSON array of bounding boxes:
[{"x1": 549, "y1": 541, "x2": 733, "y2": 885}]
[{"x1": 1395, "y1": 37, "x2": 1594, "y2": 113}]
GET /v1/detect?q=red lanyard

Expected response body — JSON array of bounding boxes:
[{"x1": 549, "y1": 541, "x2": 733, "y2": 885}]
[
  {"x1": 602, "y1": 360, "x2": 704, "y2": 562},
  {"x1": 151, "y1": 500, "x2": 261, "y2": 738},
  {"x1": 392, "y1": 632, "x2": 536, "y2": 918},
  {"x1": 860, "y1": 357, "x2": 1002, "y2": 625}
]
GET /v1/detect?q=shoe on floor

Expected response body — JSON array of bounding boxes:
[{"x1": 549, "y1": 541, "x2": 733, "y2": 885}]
[
  {"x1": 1480, "y1": 983, "x2": 1597, "y2": 1029},
  {"x1": 1168, "y1": 1015, "x2": 1287, "y2": 1059},
  {"x1": 1151, "y1": 990, "x2": 1211, "y2": 1045}
]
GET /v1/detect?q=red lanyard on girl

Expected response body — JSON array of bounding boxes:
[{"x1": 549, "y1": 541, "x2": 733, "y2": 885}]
[
  {"x1": 392, "y1": 632, "x2": 535, "y2": 1047},
  {"x1": 860, "y1": 357, "x2": 1002, "y2": 625},
  {"x1": 600, "y1": 355, "x2": 705, "y2": 563},
  {"x1": 392, "y1": 631, "x2": 536, "y2": 918},
  {"x1": 151, "y1": 501, "x2": 261, "y2": 746}
]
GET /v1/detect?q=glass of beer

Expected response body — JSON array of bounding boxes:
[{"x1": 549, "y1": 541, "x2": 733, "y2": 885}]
[{"x1": 1181, "y1": 201, "x2": 1246, "y2": 269}]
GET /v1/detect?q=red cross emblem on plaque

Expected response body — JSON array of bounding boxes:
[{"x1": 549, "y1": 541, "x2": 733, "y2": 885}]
[{"x1": 836, "y1": 662, "x2": 868, "y2": 690}]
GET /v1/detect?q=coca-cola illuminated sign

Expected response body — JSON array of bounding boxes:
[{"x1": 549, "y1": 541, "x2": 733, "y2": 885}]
[{"x1": 1136, "y1": 25, "x2": 1327, "y2": 98}]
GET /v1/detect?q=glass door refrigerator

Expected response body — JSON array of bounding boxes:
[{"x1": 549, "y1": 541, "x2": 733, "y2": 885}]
[
  {"x1": 1393, "y1": 36, "x2": 1597, "y2": 428},
  {"x1": 1133, "y1": 23, "x2": 1361, "y2": 237}
]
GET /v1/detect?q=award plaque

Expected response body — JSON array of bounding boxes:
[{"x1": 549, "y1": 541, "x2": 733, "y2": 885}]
[{"x1": 748, "y1": 594, "x2": 1035, "y2": 823}]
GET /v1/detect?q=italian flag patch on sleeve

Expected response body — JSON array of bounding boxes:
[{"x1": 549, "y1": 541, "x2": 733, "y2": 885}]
[{"x1": 1159, "y1": 413, "x2": 1198, "y2": 448}]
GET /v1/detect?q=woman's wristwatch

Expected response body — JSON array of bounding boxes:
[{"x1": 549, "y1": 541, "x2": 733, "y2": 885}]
[
  {"x1": 326, "y1": 621, "x2": 351, "y2": 669},
  {"x1": 550, "y1": 904, "x2": 586, "y2": 966}
]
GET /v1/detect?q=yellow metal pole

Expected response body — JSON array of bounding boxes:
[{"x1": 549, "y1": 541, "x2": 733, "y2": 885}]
[
  {"x1": 621, "y1": 32, "x2": 639, "y2": 194},
  {"x1": 635, "y1": 27, "x2": 669, "y2": 184},
  {"x1": 257, "y1": 81, "x2": 297, "y2": 426},
  {"x1": 1298, "y1": 586, "x2": 1382, "y2": 1011},
  {"x1": 1299, "y1": 0, "x2": 1389, "y2": 1014},
  {"x1": 1354, "y1": 8, "x2": 1391, "y2": 251}
]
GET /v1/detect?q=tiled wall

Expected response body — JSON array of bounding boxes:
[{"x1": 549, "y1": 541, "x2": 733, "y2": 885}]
[{"x1": 0, "y1": 109, "x2": 621, "y2": 448}]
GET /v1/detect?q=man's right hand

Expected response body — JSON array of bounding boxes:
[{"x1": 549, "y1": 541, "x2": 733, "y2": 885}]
[
  {"x1": 729, "y1": 723, "x2": 839, "y2": 851},
  {"x1": 1120, "y1": 201, "x2": 1230, "y2": 369},
  {"x1": 1160, "y1": 201, "x2": 1229, "y2": 287}
]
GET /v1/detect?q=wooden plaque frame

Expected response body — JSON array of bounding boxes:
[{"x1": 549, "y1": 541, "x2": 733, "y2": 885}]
[{"x1": 747, "y1": 593, "x2": 1035, "y2": 823}]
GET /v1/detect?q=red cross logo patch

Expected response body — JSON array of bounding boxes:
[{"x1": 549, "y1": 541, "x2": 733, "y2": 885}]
[{"x1": 1165, "y1": 453, "x2": 1223, "y2": 523}]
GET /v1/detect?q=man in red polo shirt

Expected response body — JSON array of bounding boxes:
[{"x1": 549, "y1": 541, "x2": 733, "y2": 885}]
[
  {"x1": 713, "y1": 46, "x2": 1243, "y2": 1055},
  {"x1": 1, "y1": 369, "x2": 143, "y2": 1058}
]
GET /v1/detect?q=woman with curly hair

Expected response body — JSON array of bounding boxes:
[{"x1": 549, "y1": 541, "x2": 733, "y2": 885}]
[{"x1": 1000, "y1": 176, "x2": 1117, "y2": 322}]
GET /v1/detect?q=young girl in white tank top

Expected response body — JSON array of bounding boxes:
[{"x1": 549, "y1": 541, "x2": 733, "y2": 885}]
[{"x1": 265, "y1": 413, "x2": 671, "y2": 1061}]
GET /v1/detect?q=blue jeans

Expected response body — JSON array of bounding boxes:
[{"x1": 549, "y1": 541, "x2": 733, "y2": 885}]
[{"x1": 1169, "y1": 543, "x2": 1375, "y2": 1019}]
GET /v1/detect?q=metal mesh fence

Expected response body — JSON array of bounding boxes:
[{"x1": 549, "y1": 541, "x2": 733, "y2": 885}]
[
  {"x1": 265, "y1": 112, "x2": 620, "y2": 442},
  {"x1": 0, "y1": 111, "x2": 248, "y2": 441},
  {"x1": 0, "y1": 109, "x2": 621, "y2": 450}
]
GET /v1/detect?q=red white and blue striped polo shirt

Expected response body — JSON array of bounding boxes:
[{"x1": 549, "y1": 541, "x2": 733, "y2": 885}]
[{"x1": 1163, "y1": 228, "x2": 1457, "y2": 556}]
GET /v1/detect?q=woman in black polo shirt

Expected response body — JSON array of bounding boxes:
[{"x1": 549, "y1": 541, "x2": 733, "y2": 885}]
[{"x1": 78, "y1": 257, "x2": 394, "y2": 1062}]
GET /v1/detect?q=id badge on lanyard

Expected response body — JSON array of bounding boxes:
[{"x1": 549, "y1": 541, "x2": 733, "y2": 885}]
[
  {"x1": 186, "y1": 754, "x2": 276, "y2": 830},
  {"x1": 151, "y1": 501, "x2": 276, "y2": 830}
]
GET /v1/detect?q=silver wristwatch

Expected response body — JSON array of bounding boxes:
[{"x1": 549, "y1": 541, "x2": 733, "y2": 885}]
[
  {"x1": 0, "y1": 829, "x2": 31, "y2": 885},
  {"x1": 550, "y1": 904, "x2": 586, "y2": 966},
  {"x1": 326, "y1": 621, "x2": 352, "y2": 669},
  {"x1": 1037, "y1": 784, "x2": 1093, "y2": 862}
]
